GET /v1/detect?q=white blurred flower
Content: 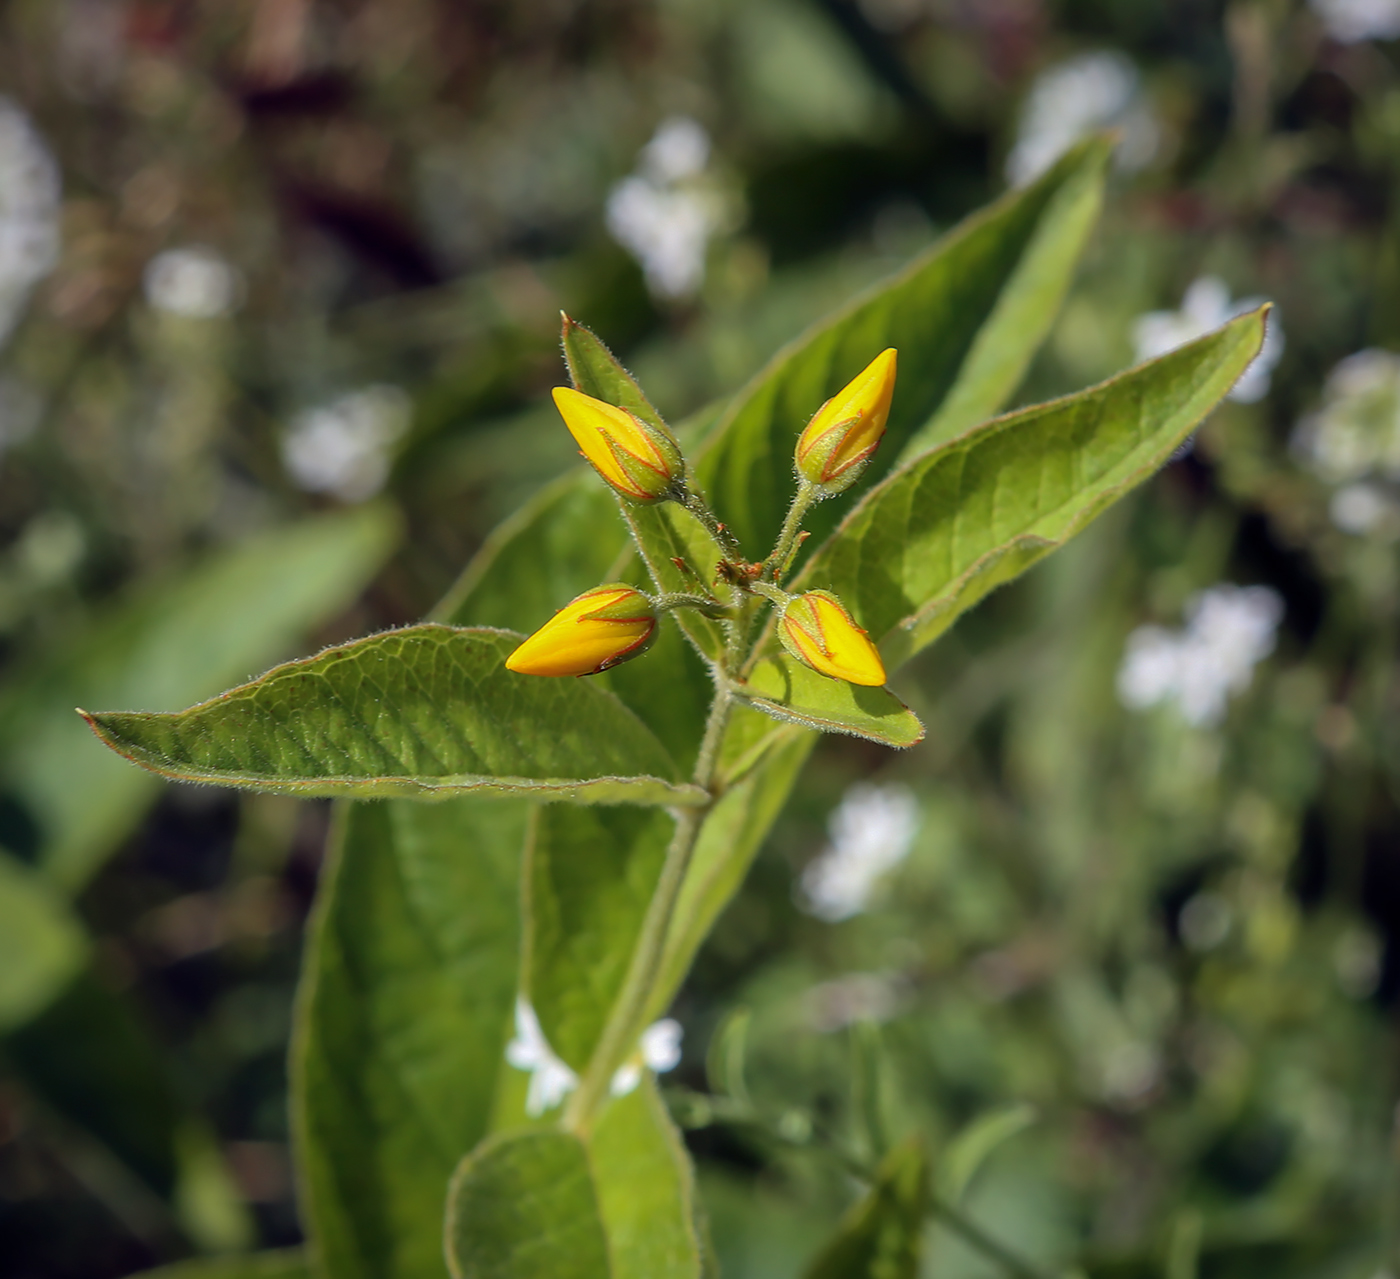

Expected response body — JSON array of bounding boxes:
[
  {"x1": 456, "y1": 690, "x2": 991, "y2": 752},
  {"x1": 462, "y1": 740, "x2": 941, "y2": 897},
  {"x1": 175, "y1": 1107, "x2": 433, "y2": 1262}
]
[
  {"x1": 1006, "y1": 52, "x2": 1159, "y2": 188},
  {"x1": 606, "y1": 117, "x2": 727, "y2": 300},
  {"x1": 806, "y1": 972, "x2": 903, "y2": 1033},
  {"x1": 799, "y1": 783, "x2": 919, "y2": 922},
  {"x1": 1294, "y1": 349, "x2": 1400, "y2": 485},
  {"x1": 282, "y1": 385, "x2": 411, "y2": 503},
  {"x1": 1117, "y1": 584, "x2": 1283, "y2": 727},
  {"x1": 143, "y1": 246, "x2": 240, "y2": 318},
  {"x1": 1132, "y1": 276, "x2": 1284, "y2": 403},
  {"x1": 609, "y1": 1017, "x2": 683, "y2": 1098},
  {"x1": 0, "y1": 98, "x2": 60, "y2": 348},
  {"x1": 1330, "y1": 482, "x2": 1399, "y2": 536},
  {"x1": 1311, "y1": 0, "x2": 1400, "y2": 42},
  {"x1": 505, "y1": 998, "x2": 578, "y2": 1117}
]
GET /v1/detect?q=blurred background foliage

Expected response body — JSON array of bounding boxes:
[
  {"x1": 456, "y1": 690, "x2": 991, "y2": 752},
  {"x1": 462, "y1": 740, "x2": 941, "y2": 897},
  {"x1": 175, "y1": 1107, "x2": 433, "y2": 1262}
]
[{"x1": 0, "y1": 0, "x2": 1398, "y2": 1276}]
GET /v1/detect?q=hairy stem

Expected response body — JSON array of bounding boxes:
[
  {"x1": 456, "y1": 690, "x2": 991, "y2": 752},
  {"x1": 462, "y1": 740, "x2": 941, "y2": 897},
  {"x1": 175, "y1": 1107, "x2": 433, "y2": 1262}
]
[{"x1": 768, "y1": 479, "x2": 819, "y2": 584}]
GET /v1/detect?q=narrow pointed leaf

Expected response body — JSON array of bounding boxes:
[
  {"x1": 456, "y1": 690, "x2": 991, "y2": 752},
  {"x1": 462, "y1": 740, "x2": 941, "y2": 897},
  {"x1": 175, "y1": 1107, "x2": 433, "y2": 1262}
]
[
  {"x1": 803, "y1": 1139, "x2": 930, "y2": 1279},
  {"x1": 796, "y1": 308, "x2": 1270, "y2": 671},
  {"x1": 84, "y1": 626, "x2": 705, "y2": 806},
  {"x1": 896, "y1": 140, "x2": 1109, "y2": 459},
  {"x1": 694, "y1": 137, "x2": 1112, "y2": 562},
  {"x1": 561, "y1": 314, "x2": 672, "y2": 435},
  {"x1": 737, "y1": 654, "x2": 924, "y2": 747},
  {"x1": 941, "y1": 1103, "x2": 1037, "y2": 1201},
  {"x1": 295, "y1": 798, "x2": 525, "y2": 1279},
  {"x1": 445, "y1": 1130, "x2": 611, "y2": 1279},
  {"x1": 0, "y1": 504, "x2": 397, "y2": 890}
]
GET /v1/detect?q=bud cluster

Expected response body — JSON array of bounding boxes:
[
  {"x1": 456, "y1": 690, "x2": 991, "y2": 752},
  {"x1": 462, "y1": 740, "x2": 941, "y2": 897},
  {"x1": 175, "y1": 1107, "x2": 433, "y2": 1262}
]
[{"x1": 506, "y1": 335, "x2": 899, "y2": 690}]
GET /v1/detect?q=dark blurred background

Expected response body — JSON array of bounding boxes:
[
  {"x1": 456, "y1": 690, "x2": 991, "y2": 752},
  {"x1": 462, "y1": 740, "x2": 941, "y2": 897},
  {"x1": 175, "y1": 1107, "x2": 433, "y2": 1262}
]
[{"x1": 1, "y1": 1, "x2": 1398, "y2": 1276}]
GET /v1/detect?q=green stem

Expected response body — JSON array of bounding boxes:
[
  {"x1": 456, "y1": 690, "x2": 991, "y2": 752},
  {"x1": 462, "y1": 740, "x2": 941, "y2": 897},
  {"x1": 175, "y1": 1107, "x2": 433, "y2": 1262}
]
[
  {"x1": 768, "y1": 479, "x2": 820, "y2": 584},
  {"x1": 678, "y1": 487, "x2": 746, "y2": 562},
  {"x1": 563, "y1": 679, "x2": 734, "y2": 1134}
]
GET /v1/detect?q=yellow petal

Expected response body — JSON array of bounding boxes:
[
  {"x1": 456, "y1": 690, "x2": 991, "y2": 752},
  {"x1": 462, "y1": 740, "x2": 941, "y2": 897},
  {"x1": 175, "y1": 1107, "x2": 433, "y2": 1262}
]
[
  {"x1": 506, "y1": 586, "x2": 656, "y2": 677},
  {"x1": 782, "y1": 591, "x2": 886, "y2": 686},
  {"x1": 796, "y1": 349, "x2": 897, "y2": 482},
  {"x1": 552, "y1": 387, "x2": 673, "y2": 500}
]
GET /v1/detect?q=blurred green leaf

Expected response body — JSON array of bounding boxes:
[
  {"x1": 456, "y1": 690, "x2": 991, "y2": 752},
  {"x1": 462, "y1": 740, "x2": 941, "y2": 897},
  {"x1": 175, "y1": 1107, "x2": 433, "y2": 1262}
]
[
  {"x1": 650, "y1": 729, "x2": 815, "y2": 1021},
  {"x1": 445, "y1": 1129, "x2": 611, "y2": 1279},
  {"x1": 739, "y1": 654, "x2": 924, "y2": 747},
  {"x1": 695, "y1": 137, "x2": 1112, "y2": 562},
  {"x1": 295, "y1": 798, "x2": 525, "y2": 1279},
  {"x1": 941, "y1": 1104, "x2": 1037, "y2": 1202},
  {"x1": 0, "y1": 505, "x2": 398, "y2": 890},
  {"x1": 800, "y1": 309, "x2": 1270, "y2": 670},
  {"x1": 0, "y1": 850, "x2": 87, "y2": 1032},
  {"x1": 435, "y1": 473, "x2": 624, "y2": 633},
  {"x1": 126, "y1": 1250, "x2": 308, "y2": 1279},
  {"x1": 802, "y1": 1138, "x2": 930, "y2": 1279},
  {"x1": 85, "y1": 627, "x2": 704, "y2": 806},
  {"x1": 525, "y1": 805, "x2": 673, "y2": 1072},
  {"x1": 588, "y1": 1080, "x2": 705, "y2": 1279},
  {"x1": 445, "y1": 1083, "x2": 703, "y2": 1279}
]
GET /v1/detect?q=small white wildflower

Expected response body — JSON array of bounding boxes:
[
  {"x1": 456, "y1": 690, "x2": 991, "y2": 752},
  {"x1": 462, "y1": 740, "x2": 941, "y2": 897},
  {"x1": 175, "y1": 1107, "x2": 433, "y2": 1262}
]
[
  {"x1": 1311, "y1": 0, "x2": 1400, "y2": 42},
  {"x1": 143, "y1": 246, "x2": 240, "y2": 318},
  {"x1": 1330, "y1": 482, "x2": 1397, "y2": 536},
  {"x1": 1006, "y1": 52, "x2": 1159, "y2": 188},
  {"x1": 0, "y1": 98, "x2": 61, "y2": 347},
  {"x1": 806, "y1": 972, "x2": 902, "y2": 1033},
  {"x1": 609, "y1": 1017, "x2": 683, "y2": 1098},
  {"x1": 1294, "y1": 349, "x2": 1400, "y2": 485},
  {"x1": 281, "y1": 384, "x2": 411, "y2": 503},
  {"x1": 606, "y1": 117, "x2": 727, "y2": 300},
  {"x1": 505, "y1": 998, "x2": 578, "y2": 1117},
  {"x1": 799, "y1": 783, "x2": 919, "y2": 922},
  {"x1": 1132, "y1": 276, "x2": 1284, "y2": 403},
  {"x1": 1117, "y1": 584, "x2": 1283, "y2": 727}
]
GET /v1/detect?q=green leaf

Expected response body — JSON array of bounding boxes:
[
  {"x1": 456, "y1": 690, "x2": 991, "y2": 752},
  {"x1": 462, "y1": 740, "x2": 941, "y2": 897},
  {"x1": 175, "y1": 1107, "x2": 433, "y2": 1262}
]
[
  {"x1": 445, "y1": 1129, "x2": 611, "y2": 1279},
  {"x1": 738, "y1": 654, "x2": 924, "y2": 748},
  {"x1": 941, "y1": 1103, "x2": 1037, "y2": 1202},
  {"x1": 802, "y1": 1139, "x2": 930, "y2": 1279},
  {"x1": 294, "y1": 797, "x2": 525, "y2": 1279},
  {"x1": 588, "y1": 1080, "x2": 704, "y2": 1279},
  {"x1": 0, "y1": 850, "x2": 87, "y2": 1032},
  {"x1": 0, "y1": 505, "x2": 398, "y2": 890},
  {"x1": 124, "y1": 1250, "x2": 308, "y2": 1279},
  {"x1": 435, "y1": 473, "x2": 626, "y2": 633},
  {"x1": 444, "y1": 1084, "x2": 703, "y2": 1279},
  {"x1": 895, "y1": 140, "x2": 1109, "y2": 460},
  {"x1": 84, "y1": 626, "x2": 705, "y2": 806},
  {"x1": 525, "y1": 805, "x2": 673, "y2": 1072},
  {"x1": 798, "y1": 308, "x2": 1270, "y2": 671},
  {"x1": 693, "y1": 137, "x2": 1112, "y2": 562},
  {"x1": 561, "y1": 314, "x2": 672, "y2": 436},
  {"x1": 650, "y1": 729, "x2": 816, "y2": 1021}
]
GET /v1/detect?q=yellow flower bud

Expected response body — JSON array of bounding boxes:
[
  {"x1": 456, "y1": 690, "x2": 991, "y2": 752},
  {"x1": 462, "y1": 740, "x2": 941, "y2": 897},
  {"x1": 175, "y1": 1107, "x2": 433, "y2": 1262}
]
[
  {"x1": 506, "y1": 584, "x2": 657, "y2": 677},
  {"x1": 553, "y1": 387, "x2": 684, "y2": 503},
  {"x1": 778, "y1": 590, "x2": 886, "y2": 687},
  {"x1": 795, "y1": 348, "x2": 897, "y2": 489}
]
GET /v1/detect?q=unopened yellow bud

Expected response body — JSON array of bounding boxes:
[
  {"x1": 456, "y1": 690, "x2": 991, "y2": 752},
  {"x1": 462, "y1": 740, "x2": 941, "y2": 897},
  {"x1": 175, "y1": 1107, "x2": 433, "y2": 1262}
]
[
  {"x1": 778, "y1": 590, "x2": 886, "y2": 687},
  {"x1": 795, "y1": 349, "x2": 897, "y2": 489},
  {"x1": 553, "y1": 387, "x2": 684, "y2": 503},
  {"x1": 506, "y1": 584, "x2": 657, "y2": 677}
]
